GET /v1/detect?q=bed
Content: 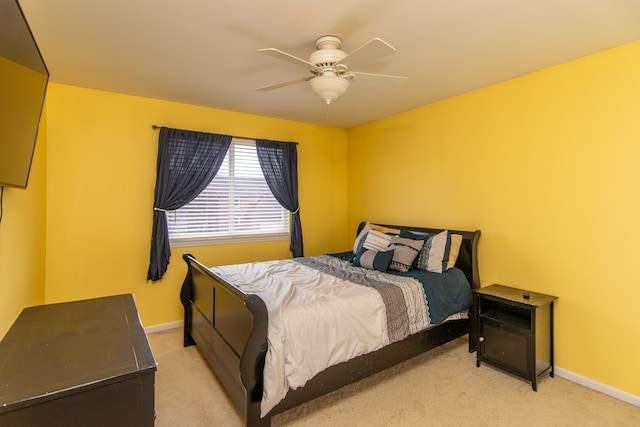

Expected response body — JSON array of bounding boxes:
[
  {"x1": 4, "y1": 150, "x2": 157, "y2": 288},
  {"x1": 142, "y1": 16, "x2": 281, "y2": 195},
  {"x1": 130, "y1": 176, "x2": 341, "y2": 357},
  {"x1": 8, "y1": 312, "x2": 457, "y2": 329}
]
[{"x1": 180, "y1": 221, "x2": 480, "y2": 426}]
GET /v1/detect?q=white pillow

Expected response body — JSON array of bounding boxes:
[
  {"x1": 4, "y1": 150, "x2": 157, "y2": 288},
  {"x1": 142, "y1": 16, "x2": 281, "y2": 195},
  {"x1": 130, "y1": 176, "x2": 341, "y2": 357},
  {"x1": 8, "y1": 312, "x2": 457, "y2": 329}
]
[
  {"x1": 363, "y1": 230, "x2": 392, "y2": 251},
  {"x1": 353, "y1": 222, "x2": 400, "y2": 253}
]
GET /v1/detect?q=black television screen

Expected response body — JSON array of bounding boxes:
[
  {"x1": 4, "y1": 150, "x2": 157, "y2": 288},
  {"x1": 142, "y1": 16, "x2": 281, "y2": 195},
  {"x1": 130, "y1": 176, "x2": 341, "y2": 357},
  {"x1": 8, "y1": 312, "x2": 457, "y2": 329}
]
[{"x1": 0, "y1": 0, "x2": 48, "y2": 189}]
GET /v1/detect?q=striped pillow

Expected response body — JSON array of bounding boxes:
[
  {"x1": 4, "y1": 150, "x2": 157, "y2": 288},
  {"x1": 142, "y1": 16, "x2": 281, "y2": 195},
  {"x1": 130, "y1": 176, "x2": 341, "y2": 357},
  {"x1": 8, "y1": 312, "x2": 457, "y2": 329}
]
[
  {"x1": 388, "y1": 236, "x2": 424, "y2": 272},
  {"x1": 416, "y1": 230, "x2": 451, "y2": 273},
  {"x1": 352, "y1": 247, "x2": 395, "y2": 271},
  {"x1": 353, "y1": 222, "x2": 400, "y2": 253},
  {"x1": 363, "y1": 229, "x2": 393, "y2": 251}
]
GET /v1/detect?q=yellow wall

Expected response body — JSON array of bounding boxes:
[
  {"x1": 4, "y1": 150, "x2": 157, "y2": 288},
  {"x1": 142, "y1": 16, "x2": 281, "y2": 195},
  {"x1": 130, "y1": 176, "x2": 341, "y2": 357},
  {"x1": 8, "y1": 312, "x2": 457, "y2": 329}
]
[
  {"x1": 349, "y1": 41, "x2": 640, "y2": 397},
  {"x1": 43, "y1": 84, "x2": 349, "y2": 328},
  {"x1": 0, "y1": 109, "x2": 47, "y2": 338},
  {"x1": 3, "y1": 40, "x2": 638, "y2": 400}
]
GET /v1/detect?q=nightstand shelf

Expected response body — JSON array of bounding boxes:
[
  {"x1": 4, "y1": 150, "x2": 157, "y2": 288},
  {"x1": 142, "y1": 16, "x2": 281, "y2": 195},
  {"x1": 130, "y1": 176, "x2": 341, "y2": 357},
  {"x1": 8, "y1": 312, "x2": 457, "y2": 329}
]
[
  {"x1": 473, "y1": 284, "x2": 558, "y2": 391},
  {"x1": 480, "y1": 309, "x2": 531, "y2": 330}
]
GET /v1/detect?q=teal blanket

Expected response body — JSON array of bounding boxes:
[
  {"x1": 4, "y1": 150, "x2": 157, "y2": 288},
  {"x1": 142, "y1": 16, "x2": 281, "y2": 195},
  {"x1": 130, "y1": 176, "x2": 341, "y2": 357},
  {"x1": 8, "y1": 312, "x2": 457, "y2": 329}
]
[{"x1": 329, "y1": 251, "x2": 472, "y2": 324}]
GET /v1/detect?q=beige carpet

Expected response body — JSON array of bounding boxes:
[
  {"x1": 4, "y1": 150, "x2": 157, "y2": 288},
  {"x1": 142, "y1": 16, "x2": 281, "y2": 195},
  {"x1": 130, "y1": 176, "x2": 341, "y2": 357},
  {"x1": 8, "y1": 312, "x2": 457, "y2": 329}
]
[{"x1": 148, "y1": 328, "x2": 639, "y2": 426}]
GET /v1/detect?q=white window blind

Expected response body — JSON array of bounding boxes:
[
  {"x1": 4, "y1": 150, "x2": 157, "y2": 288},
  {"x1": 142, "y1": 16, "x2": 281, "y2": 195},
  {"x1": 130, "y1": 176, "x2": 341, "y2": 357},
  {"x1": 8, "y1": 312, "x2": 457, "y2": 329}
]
[{"x1": 168, "y1": 139, "x2": 290, "y2": 247}]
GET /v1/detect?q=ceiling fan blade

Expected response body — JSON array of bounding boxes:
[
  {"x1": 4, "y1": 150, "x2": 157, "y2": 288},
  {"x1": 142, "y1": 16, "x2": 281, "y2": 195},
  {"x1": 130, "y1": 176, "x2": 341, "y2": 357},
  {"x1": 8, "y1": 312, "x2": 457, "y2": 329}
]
[
  {"x1": 338, "y1": 38, "x2": 396, "y2": 68},
  {"x1": 349, "y1": 72, "x2": 408, "y2": 88},
  {"x1": 258, "y1": 48, "x2": 321, "y2": 72},
  {"x1": 256, "y1": 76, "x2": 313, "y2": 91}
]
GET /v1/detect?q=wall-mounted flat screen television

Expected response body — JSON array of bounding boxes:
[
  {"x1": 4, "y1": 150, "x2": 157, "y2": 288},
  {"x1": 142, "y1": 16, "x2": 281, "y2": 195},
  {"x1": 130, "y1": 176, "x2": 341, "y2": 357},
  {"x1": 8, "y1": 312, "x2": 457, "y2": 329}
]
[{"x1": 0, "y1": 0, "x2": 49, "y2": 189}]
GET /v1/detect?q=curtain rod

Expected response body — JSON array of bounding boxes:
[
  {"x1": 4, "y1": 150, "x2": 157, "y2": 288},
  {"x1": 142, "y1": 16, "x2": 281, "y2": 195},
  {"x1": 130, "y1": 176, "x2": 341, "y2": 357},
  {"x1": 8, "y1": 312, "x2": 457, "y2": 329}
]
[{"x1": 151, "y1": 125, "x2": 298, "y2": 145}]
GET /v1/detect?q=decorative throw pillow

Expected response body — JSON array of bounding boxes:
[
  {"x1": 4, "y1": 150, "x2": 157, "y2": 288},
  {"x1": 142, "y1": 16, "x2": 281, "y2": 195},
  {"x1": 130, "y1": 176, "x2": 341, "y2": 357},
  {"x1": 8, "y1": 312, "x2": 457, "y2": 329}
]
[
  {"x1": 399, "y1": 229, "x2": 432, "y2": 240},
  {"x1": 399, "y1": 229, "x2": 432, "y2": 268},
  {"x1": 446, "y1": 234, "x2": 463, "y2": 269},
  {"x1": 353, "y1": 223, "x2": 373, "y2": 253},
  {"x1": 353, "y1": 222, "x2": 400, "y2": 253},
  {"x1": 363, "y1": 229, "x2": 393, "y2": 251},
  {"x1": 388, "y1": 236, "x2": 424, "y2": 272},
  {"x1": 352, "y1": 247, "x2": 395, "y2": 271},
  {"x1": 416, "y1": 230, "x2": 451, "y2": 273}
]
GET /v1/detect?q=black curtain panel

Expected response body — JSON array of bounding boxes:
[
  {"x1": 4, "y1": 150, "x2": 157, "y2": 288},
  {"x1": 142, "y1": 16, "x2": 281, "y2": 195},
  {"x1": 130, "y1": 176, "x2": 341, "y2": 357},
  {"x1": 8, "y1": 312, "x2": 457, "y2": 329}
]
[
  {"x1": 147, "y1": 127, "x2": 231, "y2": 281},
  {"x1": 256, "y1": 139, "x2": 303, "y2": 257}
]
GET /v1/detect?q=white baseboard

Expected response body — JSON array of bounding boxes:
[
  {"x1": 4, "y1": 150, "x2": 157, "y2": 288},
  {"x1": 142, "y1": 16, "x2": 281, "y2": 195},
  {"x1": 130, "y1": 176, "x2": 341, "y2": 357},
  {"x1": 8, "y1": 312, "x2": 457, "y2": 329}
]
[
  {"x1": 144, "y1": 320, "x2": 183, "y2": 334},
  {"x1": 555, "y1": 367, "x2": 640, "y2": 408}
]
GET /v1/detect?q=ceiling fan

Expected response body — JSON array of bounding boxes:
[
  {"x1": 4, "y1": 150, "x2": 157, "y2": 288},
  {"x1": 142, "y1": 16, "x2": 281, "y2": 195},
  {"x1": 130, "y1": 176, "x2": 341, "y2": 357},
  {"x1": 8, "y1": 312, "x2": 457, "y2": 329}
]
[{"x1": 257, "y1": 35, "x2": 407, "y2": 105}]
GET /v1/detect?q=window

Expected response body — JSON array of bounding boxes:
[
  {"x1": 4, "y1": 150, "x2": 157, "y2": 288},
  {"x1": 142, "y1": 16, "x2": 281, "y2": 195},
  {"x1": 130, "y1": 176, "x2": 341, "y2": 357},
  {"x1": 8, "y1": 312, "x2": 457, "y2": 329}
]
[{"x1": 168, "y1": 138, "x2": 290, "y2": 247}]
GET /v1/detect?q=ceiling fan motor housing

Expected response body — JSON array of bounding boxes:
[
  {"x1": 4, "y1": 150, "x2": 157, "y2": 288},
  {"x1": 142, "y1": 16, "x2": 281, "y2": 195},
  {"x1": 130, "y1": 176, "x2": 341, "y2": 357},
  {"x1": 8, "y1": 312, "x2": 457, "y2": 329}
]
[{"x1": 309, "y1": 36, "x2": 348, "y2": 71}]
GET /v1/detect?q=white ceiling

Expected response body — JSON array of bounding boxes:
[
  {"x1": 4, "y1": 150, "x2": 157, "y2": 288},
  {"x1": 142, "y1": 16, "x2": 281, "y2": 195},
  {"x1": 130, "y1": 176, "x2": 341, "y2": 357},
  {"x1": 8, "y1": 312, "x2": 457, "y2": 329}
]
[{"x1": 19, "y1": 0, "x2": 640, "y2": 129}]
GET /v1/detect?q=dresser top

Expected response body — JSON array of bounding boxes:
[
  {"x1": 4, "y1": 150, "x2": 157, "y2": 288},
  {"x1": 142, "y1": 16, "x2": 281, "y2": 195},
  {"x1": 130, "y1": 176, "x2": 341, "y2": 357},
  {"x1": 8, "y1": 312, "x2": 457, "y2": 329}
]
[{"x1": 0, "y1": 294, "x2": 157, "y2": 413}]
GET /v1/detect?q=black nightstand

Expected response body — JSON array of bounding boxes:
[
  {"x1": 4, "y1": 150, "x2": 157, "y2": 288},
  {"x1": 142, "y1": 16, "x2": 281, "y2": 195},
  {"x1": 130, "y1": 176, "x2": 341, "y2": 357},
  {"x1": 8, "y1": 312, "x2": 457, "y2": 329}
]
[{"x1": 473, "y1": 284, "x2": 558, "y2": 391}]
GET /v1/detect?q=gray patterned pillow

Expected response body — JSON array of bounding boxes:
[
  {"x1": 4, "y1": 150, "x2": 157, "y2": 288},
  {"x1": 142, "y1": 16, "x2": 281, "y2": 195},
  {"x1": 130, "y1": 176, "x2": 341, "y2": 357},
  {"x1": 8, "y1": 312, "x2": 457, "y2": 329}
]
[
  {"x1": 416, "y1": 230, "x2": 450, "y2": 273},
  {"x1": 388, "y1": 236, "x2": 424, "y2": 272}
]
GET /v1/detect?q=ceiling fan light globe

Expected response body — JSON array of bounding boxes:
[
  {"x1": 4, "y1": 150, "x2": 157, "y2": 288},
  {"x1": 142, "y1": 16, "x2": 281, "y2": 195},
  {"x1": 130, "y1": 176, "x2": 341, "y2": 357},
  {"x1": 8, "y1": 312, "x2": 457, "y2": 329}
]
[{"x1": 309, "y1": 74, "x2": 350, "y2": 104}]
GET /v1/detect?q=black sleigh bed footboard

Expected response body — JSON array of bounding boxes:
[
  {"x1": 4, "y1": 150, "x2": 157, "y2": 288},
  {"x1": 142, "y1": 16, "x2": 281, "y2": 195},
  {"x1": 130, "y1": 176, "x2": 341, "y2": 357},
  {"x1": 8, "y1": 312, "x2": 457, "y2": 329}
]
[{"x1": 180, "y1": 253, "x2": 268, "y2": 426}]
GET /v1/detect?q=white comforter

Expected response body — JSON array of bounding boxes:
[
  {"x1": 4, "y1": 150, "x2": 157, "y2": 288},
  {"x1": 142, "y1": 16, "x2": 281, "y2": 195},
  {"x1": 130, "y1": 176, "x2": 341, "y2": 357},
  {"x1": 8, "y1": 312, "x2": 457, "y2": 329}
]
[{"x1": 211, "y1": 255, "x2": 429, "y2": 416}]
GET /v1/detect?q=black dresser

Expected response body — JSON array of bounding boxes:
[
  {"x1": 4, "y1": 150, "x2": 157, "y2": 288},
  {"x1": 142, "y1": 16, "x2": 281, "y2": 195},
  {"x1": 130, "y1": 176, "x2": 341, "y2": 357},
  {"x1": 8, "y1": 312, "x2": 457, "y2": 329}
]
[{"x1": 0, "y1": 294, "x2": 157, "y2": 426}]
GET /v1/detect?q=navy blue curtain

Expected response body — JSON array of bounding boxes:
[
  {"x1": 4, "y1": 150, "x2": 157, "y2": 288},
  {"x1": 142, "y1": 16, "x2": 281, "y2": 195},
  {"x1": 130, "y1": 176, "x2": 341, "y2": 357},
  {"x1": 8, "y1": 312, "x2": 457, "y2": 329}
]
[
  {"x1": 256, "y1": 139, "x2": 303, "y2": 257},
  {"x1": 147, "y1": 127, "x2": 231, "y2": 281}
]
